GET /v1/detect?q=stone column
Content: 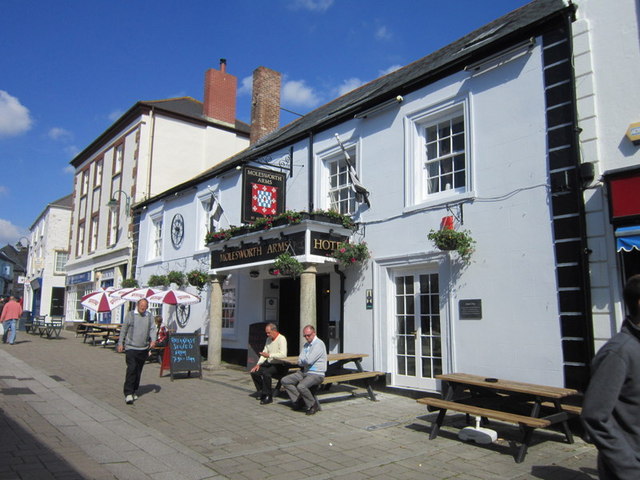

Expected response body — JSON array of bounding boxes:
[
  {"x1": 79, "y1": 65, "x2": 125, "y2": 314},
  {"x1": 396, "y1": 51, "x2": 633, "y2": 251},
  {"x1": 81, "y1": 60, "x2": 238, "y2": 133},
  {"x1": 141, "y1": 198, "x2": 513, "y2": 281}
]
[
  {"x1": 205, "y1": 274, "x2": 224, "y2": 370},
  {"x1": 299, "y1": 264, "x2": 317, "y2": 350}
]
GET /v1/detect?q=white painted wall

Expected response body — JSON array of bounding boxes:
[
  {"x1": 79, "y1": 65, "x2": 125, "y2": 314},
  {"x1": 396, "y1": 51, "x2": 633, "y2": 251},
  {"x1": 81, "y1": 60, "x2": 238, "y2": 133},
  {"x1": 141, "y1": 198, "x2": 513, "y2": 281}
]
[{"x1": 573, "y1": 0, "x2": 640, "y2": 349}]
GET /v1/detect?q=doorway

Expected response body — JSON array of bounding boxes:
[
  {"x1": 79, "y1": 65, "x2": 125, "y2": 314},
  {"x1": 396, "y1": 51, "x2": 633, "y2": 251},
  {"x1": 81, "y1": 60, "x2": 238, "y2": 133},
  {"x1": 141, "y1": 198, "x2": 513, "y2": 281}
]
[
  {"x1": 391, "y1": 270, "x2": 446, "y2": 391},
  {"x1": 278, "y1": 273, "x2": 331, "y2": 355}
]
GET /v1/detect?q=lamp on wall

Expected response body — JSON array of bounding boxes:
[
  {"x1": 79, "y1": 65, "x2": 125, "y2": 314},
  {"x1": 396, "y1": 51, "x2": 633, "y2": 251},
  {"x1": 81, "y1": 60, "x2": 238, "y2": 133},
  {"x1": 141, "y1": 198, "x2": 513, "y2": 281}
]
[{"x1": 107, "y1": 190, "x2": 131, "y2": 216}]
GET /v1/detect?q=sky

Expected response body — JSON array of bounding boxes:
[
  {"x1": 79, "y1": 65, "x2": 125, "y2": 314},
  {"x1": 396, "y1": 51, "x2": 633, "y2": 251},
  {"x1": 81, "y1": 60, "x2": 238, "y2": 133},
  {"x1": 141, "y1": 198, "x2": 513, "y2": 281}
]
[{"x1": 0, "y1": 0, "x2": 531, "y2": 246}]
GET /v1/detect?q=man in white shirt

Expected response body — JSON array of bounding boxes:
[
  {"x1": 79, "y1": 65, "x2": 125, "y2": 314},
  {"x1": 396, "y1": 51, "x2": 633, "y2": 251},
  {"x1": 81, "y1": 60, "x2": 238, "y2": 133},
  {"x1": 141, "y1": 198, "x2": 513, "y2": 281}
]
[
  {"x1": 281, "y1": 324, "x2": 327, "y2": 415},
  {"x1": 250, "y1": 323, "x2": 288, "y2": 404}
]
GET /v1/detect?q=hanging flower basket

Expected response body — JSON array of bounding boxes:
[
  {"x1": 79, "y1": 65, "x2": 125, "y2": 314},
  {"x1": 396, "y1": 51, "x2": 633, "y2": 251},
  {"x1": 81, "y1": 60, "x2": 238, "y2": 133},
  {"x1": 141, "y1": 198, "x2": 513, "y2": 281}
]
[
  {"x1": 167, "y1": 270, "x2": 186, "y2": 287},
  {"x1": 331, "y1": 241, "x2": 370, "y2": 268},
  {"x1": 121, "y1": 278, "x2": 139, "y2": 288},
  {"x1": 427, "y1": 229, "x2": 476, "y2": 262},
  {"x1": 272, "y1": 253, "x2": 304, "y2": 278},
  {"x1": 147, "y1": 274, "x2": 169, "y2": 287},
  {"x1": 187, "y1": 269, "x2": 208, "y2": 292}
]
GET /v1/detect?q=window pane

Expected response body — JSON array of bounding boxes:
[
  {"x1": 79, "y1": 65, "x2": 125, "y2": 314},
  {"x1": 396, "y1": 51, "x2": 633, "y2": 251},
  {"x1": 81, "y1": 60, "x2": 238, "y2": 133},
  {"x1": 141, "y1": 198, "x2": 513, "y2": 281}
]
[
  {"x1": 397, "y1": 337, "x2": 406, "y2": 355},
  {"x1": 426, "y1": 126, "x2": 437, "y2": 142},
  {"x1": 407, "y1": 357, "x2": 416, "y2": 376}
]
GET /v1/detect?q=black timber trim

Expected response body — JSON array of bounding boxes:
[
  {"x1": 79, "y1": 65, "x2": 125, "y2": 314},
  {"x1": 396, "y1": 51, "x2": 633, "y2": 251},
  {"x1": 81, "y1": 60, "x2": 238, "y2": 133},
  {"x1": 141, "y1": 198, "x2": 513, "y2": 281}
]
[{"x1": 542, "y1": 15, "x2": 594, "y2": 391}]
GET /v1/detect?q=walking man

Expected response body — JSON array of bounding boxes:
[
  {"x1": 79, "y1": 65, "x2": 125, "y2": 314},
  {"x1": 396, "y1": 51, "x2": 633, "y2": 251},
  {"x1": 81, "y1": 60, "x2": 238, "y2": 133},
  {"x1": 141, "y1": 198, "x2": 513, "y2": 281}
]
[
  {"x1": 117, "y1": 299, "x2": 156, "y2": 404},
  {"x1": 281, "y1": 325, "x2": 327, "y2": 415},
  {"x1": 250, "y1": 323, "x2": 288, "y2": 404},
  {"x1": 582, "y1": 274, "x2": 640, "y2": 479},
  {"x1": 0, "y1": 296, "x2": 22, "y2": 345}
]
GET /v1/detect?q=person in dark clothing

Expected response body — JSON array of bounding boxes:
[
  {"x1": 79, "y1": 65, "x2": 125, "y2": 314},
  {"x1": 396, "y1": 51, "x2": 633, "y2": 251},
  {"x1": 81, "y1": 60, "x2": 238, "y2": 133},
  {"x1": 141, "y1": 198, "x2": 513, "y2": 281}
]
[
  {"x1": 582, "y1": 274, "x2": 640, "y2": 480},
  {"x1": 117, "y1": 299, "x2": 157, "y2": 405}
]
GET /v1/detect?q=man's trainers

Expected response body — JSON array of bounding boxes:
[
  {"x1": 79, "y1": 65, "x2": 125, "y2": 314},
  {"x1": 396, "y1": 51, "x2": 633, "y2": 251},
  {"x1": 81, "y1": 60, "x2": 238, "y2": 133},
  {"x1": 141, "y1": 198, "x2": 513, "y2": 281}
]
[
  {"x1": 132, "y1": 393, "x2": 138, "y2": 400},
  {"x1": 125, "y1": 395, "x2": 134, "y2": 405}
]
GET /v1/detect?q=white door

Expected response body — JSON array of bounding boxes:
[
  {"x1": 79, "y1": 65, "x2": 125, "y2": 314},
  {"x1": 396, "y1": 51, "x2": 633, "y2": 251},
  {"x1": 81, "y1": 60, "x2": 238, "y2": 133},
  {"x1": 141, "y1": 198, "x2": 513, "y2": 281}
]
[{"x1": 392, "y1": 271, "x2": 445, "y2": 391}]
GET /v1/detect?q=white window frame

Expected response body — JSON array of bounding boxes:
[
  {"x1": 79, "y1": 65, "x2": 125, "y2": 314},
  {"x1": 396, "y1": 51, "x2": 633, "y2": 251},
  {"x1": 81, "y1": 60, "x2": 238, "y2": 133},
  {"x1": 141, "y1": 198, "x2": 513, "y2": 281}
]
[
  {"x1": 317, "y1": 141, "x2": 359, "y2": 215},
  {"x1": 113, "y1": 143, "x2": 124, "y2": 175},
  {"x1": 76, "y1": 223, "x2": 85, "y2": 257},
  {"x1": 222, "y1": 278, "x2": 237, "y2": 332},
  {"x1": 404, "y1": 97, "x2": 472, "y2": 208},
  {"x1": 197, "y1": 191, "x2": 223, "y2": 251},
  {"x1": 89, "y1": 216, "x2": 99, "y2": 253},
  {"x1": 54, "y1": 251, "x2": 68, "y2": 274},
  {"x1": 149, "y1": 214, "x2": 163, "y2": 260}
]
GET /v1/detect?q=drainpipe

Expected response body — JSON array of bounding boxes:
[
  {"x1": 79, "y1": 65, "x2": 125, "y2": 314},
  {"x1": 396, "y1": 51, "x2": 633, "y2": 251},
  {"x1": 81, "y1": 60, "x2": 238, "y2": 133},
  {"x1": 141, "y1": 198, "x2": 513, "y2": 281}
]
[
  {"x1": 308, "y1": 132, "x2": 314, "y2": 212},
  {"x1": 146, "y1": 106, "x2": 156, "y2": 200},
  {"x1": 334, "y1": 264, "x2": 345, "y2": 352}
]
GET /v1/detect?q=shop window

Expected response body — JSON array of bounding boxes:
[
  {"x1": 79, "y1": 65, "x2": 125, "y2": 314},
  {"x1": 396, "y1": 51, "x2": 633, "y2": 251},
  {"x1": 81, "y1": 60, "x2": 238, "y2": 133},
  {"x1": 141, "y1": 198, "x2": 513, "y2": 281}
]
[{"x1": 222, "y1": 287, "x2": 236, "y2": 330}]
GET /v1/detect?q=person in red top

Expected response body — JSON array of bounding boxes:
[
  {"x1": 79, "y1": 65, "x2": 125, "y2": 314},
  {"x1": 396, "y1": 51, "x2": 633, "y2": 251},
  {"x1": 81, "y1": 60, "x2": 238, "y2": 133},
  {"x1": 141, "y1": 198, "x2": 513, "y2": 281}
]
[{"x1": 1, "y1": 296, "x2": 23, "y2": 345}]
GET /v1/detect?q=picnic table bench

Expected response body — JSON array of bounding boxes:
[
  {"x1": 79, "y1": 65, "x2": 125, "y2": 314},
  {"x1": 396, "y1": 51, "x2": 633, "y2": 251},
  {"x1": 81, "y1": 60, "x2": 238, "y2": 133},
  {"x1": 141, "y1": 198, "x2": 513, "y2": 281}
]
[
  {"x1": 27, "y1": 316, "x2": 63, "y2": 338},
  {"x1": 279, "y1": 353, "x2": 385, "y2": 403},
  {"x1": 80, "y1": 323, "x2": 121, "y2": 346},
  {"x1": 417, "y1": 373, "x2": 581, "y2": 463}
]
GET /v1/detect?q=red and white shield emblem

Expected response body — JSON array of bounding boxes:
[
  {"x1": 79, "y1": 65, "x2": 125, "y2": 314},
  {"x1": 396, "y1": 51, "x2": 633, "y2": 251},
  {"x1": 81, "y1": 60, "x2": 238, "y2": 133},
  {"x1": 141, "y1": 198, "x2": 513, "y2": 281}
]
[{"x1": 252, "y1": 183, "x2": 278, "y2": 215}]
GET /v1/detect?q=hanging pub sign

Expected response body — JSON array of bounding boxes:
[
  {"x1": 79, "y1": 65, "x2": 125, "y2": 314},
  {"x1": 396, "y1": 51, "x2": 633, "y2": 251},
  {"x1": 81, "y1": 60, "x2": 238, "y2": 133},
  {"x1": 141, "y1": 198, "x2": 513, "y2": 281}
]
[{"x1": 242, "y1": 166, "x2": 287, "y2": 223}]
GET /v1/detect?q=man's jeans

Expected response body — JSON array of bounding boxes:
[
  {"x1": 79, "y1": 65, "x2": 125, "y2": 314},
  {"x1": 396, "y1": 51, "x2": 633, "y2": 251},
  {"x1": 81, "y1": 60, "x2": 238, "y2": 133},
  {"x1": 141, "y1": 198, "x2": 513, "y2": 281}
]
[{"x1": 4, "y1": 319, "x2": 17, "y2": 344}]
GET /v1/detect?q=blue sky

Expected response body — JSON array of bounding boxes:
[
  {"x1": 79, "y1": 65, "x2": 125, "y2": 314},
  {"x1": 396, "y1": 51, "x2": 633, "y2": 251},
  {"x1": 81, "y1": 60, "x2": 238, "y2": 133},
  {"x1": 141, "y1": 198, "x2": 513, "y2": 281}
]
[{"x1": 0, "y1": 0, "x2": 530, "y2": 245}]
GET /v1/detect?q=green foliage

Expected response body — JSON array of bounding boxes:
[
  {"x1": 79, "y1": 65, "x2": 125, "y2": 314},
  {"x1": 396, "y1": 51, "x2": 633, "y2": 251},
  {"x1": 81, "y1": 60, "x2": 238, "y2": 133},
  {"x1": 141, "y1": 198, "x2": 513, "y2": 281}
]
[
  {"x1": 427, "y1": 229, "x2": 476, "y2": 262},
  {"x1": 272, "y1": 253, "x2": 304, "y2": 278},
  {"x1": 187, "y1": 270, "x2": 208, "y2": 291},
  {"x1": 167, "y1": 270, "x2": 186, "y2": 286},
  {"x1": 147, "y1": 274, "x2": 169, "y2": 287},
  {"x1": 331, "y1": 241, "x2": 370, "y2": 268},
  {"x1": 121, "y1": 278, "x2": 139, "y2": 288}
]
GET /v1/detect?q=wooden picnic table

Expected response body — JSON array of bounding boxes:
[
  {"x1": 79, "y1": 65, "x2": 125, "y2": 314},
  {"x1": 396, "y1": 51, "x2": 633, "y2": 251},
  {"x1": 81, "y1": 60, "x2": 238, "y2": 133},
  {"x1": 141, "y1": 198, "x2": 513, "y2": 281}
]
[
  {"x1": 278, "y1": 353, "x2": 385, "y2": 402},
  {"x1": 417, "y1": 372, "x2": 581, "y2": 463},
  {"x1": 80, "y1": 323, "x2": 121, "y2": 346}
]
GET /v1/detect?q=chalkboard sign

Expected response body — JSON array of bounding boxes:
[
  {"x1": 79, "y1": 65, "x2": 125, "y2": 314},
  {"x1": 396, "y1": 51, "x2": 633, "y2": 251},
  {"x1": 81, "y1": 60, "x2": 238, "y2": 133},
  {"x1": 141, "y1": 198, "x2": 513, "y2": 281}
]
[
  {"x1": 247, "y1": 322, "x2": 269, "y2": 370},
  {"x1": 168, "y1": 332, "x2": 202, "y2": 380}
]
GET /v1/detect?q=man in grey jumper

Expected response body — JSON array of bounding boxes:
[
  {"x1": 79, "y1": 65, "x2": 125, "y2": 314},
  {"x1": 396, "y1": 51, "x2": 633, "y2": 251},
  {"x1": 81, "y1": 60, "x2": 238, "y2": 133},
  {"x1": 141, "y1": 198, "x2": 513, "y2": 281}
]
[
  {"x1": 117, "y1": 299, "x2": 157, "y2": 404},
  {"x1": 282, "y1": 324, "x2": 327, "y2": 415},
  {"x1": 582, "y1": 274, "x2": 640, "y2": 479}
]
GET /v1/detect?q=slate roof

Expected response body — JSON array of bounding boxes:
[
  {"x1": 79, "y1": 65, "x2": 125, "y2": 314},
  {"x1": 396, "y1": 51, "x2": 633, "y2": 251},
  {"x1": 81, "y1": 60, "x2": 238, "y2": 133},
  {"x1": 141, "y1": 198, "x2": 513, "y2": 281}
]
[
  {"x1": 137, "y1": 0, "x2": 573, "y2": 207},
  {"x1": 29, "y1": 193, "x2": 73, "y2": 230},
  {"x1": 71, "y1": 97, "x2": 250, "y2": 167}
]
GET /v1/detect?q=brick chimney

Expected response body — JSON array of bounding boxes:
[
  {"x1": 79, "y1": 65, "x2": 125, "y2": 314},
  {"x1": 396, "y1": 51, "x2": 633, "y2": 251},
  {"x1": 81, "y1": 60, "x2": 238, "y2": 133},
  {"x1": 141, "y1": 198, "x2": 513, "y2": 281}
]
[
  {"x1": 250, "y1": 66, "x2": 281, "y2": 144},
  {"x1": 203, "y1": 59, "x2": 237, "y2": 126}
]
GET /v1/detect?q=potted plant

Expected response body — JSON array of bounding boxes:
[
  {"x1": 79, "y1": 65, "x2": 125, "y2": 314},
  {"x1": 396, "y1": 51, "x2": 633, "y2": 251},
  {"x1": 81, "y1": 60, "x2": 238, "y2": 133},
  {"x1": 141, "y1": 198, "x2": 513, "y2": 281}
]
[
  {"x1": 272, "y1": 253, "x2": 304, "y2": 278},
  {"x1": 167, "y1": 270, "x2": 186, "y2": 287},
  {"x1": 121, "y1": 278, "x2": 139, "y2": 288},
  {"x1": 427, "y1": 228, "x2": 476, "y2": 262},
  {"x1": 331, "y1": 241, "x2": 370, "y2": 268},
  {"x1": 187, "y1": 269, "x2": 208, "y2": 290},
  {"x1": 310, "y1": 209, "x2": 356, "y2": 229},
  {"x1": 148, "y1": 274, "x2": 169, "y2": 287}
]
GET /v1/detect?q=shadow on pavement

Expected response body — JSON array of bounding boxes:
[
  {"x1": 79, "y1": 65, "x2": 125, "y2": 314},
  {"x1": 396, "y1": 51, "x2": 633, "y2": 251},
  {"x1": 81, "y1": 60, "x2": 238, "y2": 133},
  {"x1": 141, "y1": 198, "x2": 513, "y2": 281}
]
[{"x1": 530, "y1": 465, "x2": 598, "y2": 479}]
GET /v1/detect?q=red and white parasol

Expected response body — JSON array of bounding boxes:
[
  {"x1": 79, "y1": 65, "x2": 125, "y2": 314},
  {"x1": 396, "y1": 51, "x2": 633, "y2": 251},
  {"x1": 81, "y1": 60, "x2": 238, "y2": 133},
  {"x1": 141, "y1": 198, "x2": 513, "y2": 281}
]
[
  {"x1": 147, "y1": 289, "x2": 201, "y2": 305},
  {"x1": 81, "y1": 289, "x2": 127, "y2": 313},
  {"x1": 120, "y1": 287, "x2": 163, "y2": 302}
]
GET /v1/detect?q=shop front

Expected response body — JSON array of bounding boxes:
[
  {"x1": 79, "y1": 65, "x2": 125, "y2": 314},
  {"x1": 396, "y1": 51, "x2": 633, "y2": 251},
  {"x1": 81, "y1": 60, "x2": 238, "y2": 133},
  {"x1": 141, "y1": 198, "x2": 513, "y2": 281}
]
[
  {"x1": 208, "y1": 217, "x2": 352, "y2": 360},
  {"x1": 65, "y1": 271, "x2": 93, "y2": 322}
]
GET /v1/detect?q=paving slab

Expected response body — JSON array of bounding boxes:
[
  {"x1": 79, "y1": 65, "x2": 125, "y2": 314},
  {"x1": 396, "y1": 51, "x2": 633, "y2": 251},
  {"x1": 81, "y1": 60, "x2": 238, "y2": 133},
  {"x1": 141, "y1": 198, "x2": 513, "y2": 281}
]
[{"x1": 0, "y1": 331, "x2": 598, "y2": 479}]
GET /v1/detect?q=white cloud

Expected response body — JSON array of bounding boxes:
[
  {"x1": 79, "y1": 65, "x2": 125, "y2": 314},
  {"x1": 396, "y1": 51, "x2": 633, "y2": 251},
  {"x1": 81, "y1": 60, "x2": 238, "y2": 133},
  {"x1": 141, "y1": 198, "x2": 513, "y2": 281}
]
[
  {"x1": 48, "y1": 127, "x2": 72, "y2": 141},
  {"x1": 336, "y1": 78, "x2": 365, "y2": 97},
  {"x1": 65, "y1": 145, "x2": 80, "y2": 158},
  {"x1": 63, "y1": 164, "x2": 75, "y2": 175},
  {"x1": 108, "y1": 109, "x2": 124, "y2": 122},
  {"x1": 0, "y1": 90, "x2": 32, "y2": 138},
  {"x1": 375, "y1": 25, "x2": 392, "y2": 41},
  {"x1": 282, "y1": 80, "x2": 321, "y2": 108},
  {"x1": 289, "y1": 0, "x2": 333, "y2": 12},
  {"x1": 0, "y1": 186, "x2": 7, "y2": 196},
  {"x1": 0, "y1": 219, "x2": 26, "y2": 244},
  {"x1": 238, "y1": 75, "x2": 253, "y2": 96},
  {"x1": 379, "y1": 64, "x2": 403, "y2": 76}
]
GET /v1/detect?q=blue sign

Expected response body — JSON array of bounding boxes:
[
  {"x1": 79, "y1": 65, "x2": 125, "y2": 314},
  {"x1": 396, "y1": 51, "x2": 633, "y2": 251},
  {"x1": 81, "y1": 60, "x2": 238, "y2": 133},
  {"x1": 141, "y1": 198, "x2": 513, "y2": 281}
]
[{"x1": 66, "y1": 271, "x2": 92, "y2": 285}]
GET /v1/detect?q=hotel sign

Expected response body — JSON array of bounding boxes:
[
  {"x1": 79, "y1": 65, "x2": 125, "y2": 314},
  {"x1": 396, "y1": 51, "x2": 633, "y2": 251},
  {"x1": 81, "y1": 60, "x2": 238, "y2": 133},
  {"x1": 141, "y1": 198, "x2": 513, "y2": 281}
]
[{"x1": 211, "y1": 231, "x2": 349, "y2": 269}]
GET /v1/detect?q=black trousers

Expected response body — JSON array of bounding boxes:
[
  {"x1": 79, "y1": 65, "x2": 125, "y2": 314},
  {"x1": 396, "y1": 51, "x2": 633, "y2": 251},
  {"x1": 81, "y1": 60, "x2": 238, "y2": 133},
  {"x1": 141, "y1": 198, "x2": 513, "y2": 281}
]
[
  {"x1": 251, "y1": 362, "x2": 289, "y2": 396},
  {"x1": 123, "y1": 349, "x2": 148, "y2": 396}
]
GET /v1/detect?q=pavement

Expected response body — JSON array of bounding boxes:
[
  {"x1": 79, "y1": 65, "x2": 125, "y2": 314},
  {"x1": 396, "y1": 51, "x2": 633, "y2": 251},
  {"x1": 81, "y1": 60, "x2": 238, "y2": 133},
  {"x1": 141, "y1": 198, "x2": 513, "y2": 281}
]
[{"x1": 0, "y1": 329, "x2": 599, "y2": 480}]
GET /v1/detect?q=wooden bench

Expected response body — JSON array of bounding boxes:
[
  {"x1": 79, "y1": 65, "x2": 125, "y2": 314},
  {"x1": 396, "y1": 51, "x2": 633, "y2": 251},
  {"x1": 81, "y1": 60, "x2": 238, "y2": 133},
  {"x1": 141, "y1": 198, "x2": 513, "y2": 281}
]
[
  {"x1": 418, "y1": 396, "x2": 553, "y2": 463},
  {"x1": 44, "y1": 318, "x2": 63, "y2": 338},
  {"x1": 83, "y1": 331, "x2": 109, "y2": 345}
]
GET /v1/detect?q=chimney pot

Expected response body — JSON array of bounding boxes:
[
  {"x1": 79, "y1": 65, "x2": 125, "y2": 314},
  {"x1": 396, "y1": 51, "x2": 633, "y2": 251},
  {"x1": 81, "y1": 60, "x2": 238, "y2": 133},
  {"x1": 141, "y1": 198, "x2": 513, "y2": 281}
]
[{"x1": 203, "y1": 60, "x2": 236, "y2": 126}]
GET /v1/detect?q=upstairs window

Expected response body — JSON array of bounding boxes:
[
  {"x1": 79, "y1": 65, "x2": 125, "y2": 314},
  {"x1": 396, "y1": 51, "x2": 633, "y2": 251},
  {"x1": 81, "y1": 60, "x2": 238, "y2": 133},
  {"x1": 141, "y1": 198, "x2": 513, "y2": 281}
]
[
  {"x1": 113, "y1": 143, "x2": 124, "y2": 175},
  {"x1": 54, "y1": 251, "x2": 68, "y2": 274},
  {"x1": 150, "y1": 215, "x2": 163, "y2": 259},
  {"x1": 424, "y1": 114, "x2": 466, "y2": 195},
  {"x1": 406, "y1": 101, "x2": 469, "y2": 206},
  {"x1": 325, "y1": 147, "x2": 357, "y2": 215}
]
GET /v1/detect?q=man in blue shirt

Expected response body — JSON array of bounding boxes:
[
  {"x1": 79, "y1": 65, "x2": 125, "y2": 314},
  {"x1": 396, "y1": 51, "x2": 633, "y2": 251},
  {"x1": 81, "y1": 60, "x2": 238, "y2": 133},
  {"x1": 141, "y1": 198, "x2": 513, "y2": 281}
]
[{"x1": 281, "y1": 324, "x2": 327, "y2": 415}]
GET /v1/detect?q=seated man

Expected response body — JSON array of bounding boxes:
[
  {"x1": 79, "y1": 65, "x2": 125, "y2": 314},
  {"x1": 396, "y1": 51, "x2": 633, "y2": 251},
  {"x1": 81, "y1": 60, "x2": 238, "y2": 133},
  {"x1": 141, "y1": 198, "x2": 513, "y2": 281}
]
[
  {"x1": 281, "y1": 324, "x2": 327, "y2": 415},
  {"x1": 250, "y1": 323, "x2": 288, "y2": 404}
]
